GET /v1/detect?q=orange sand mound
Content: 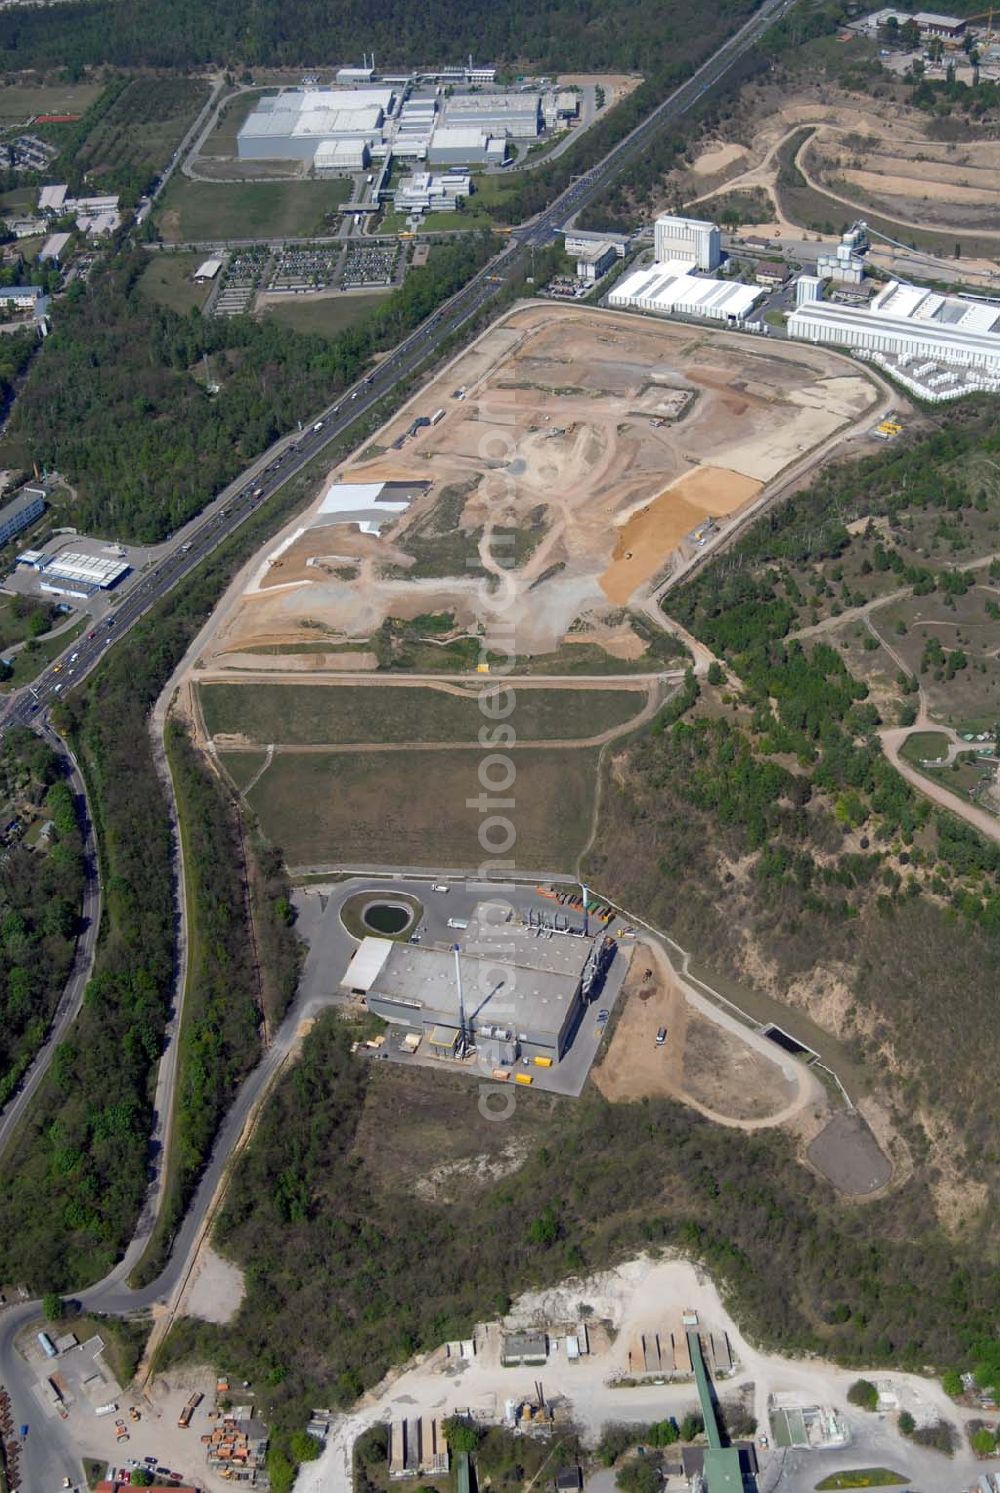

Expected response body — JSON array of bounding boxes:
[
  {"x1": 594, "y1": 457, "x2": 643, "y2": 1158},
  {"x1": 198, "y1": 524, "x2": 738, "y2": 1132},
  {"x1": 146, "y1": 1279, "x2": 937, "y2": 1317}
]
[{"x1": 600, "y1": 466, "x2": 762, "y2": 604}]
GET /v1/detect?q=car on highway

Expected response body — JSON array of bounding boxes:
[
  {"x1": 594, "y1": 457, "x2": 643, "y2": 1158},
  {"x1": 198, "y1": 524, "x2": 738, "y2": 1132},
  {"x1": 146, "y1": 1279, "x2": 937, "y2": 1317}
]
[{"x1": 88, "y1": 630, "x2": 96, "y2": 639}]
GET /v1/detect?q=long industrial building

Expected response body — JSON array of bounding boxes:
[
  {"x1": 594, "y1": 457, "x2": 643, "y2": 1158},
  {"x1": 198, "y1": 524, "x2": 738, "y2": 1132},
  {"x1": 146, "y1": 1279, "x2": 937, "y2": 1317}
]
[
  {"x1": 787, "y1": 279, "x2": 1000, "y2": 397},
  {"x1": 440, "y1": 92, "x2": 541, "y2": 138},
  {"x1": 16, "y1": 548, "x2": 130, "y2": 597},
  {"x1": 237, "y1": 87, "x2": 396, "y2": 162},
  {"x1": 341, "y1": 904, "x2": 615, "y2": 1064},
  {"x1": 608, "y1": 261, "x2": 762, "y2": 323},
  {"x1": 427, "y1": 126, "x2": 507, "y2": 166},
  {"x1": 653, "y1": 213, "x2": 721, "y2": 271},
  {"x1": 236, "y1": 83, "x2": 522, "y2": 168}
]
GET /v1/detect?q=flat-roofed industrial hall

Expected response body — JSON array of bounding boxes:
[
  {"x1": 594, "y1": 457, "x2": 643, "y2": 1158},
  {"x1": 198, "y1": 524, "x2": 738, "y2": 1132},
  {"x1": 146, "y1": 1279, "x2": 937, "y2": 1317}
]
[{"x1": 341, "y1": 901, "x2": 616, "y2": 1066}]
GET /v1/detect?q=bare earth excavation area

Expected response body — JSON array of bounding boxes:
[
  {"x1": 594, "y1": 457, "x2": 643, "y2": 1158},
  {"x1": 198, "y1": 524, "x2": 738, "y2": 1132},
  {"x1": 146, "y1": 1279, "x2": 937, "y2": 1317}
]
[
  {"x1": 182, "y1": 303, "x2": 880, "y2": 873},
  {"x1": 200, "y1": 302, "x2": 879, "y2": 669}
]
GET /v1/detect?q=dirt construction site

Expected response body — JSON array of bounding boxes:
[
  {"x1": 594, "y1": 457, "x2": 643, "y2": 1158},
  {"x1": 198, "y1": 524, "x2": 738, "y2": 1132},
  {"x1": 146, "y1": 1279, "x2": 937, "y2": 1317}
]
[{"x1": 196, "y1": 302, "x2": 880, "y2": 674}]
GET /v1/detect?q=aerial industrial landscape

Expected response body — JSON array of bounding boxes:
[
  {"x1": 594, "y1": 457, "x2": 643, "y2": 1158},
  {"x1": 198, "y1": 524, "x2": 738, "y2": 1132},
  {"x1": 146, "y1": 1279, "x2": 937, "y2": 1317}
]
[{"x1": 1, "y1": 2, "x2": 1000, "y2": 1492}]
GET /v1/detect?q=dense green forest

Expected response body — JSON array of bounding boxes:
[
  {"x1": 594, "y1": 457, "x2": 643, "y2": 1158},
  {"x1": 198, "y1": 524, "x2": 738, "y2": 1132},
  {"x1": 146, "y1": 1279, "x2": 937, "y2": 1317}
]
[
  {"x1": 0, "y1": 0, "x2": 753, "y2": 73},
  {"x1": 0, "y1": 729, "x2": 85, "y2": 1108},
  {"x1": 129, "y1": 722, "x2": 264, "y2": 1288},
  {"x1": 5, "y1": 234, "x2": 497, "y2": 542},
  {"x1": 0, "y1": 455, "x2": 322, "y2": 1290},
  {"x1": 0, "y1": 329, "x2": 38, "y2": 422},
  {"x1": 0, "y1": 228, "x2": 537, "y2": 1288},
  {"x1": 162, "y1": 1014, "x2": 1000, "y2": 1457}
]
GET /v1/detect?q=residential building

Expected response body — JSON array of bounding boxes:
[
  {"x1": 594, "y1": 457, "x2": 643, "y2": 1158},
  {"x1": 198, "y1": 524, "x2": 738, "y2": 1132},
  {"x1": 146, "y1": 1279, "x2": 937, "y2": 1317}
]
[{"x1": 0, "y1": 487, "x2": 44, "y2": 546}]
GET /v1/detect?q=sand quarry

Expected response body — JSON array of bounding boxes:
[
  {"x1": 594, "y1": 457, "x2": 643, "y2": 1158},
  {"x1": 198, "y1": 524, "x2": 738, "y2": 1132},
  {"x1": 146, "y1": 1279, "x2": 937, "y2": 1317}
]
[
  {"x1": 681, "y1": 92, "x2": 1000, "y2": 275},
  {"x1": 202, "y1": 303, "x2": 878, "y2": 668}
]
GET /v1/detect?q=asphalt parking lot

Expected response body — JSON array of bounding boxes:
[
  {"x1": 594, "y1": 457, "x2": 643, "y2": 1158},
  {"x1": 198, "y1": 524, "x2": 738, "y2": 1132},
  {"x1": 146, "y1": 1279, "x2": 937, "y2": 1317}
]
[{"x1": 342, "y1": 242, "x2": 399, "y2": 287}]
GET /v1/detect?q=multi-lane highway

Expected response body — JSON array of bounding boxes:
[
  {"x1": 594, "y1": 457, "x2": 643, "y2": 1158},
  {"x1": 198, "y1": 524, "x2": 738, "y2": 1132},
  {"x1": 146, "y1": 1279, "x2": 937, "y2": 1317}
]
[{"x1": 0, "y1": 3, "x2": 793, "y2": 1486}]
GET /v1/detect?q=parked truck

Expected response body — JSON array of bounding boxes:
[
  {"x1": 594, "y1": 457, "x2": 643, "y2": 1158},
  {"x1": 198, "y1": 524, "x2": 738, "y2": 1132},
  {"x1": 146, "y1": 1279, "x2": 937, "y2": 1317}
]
[{"x1": 178, "y1": 1390, "x2": 204, "y2": 1428}]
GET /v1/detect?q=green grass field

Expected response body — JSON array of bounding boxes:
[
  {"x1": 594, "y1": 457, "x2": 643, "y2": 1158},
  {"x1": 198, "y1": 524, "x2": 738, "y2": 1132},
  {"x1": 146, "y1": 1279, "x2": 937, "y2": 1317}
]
[
  {"x1": 259, "y1": 291, "x2": 390, "y2": 337},
  {"x1": 137, "y1": 252, "x2": 214, "y2": 314},
  {"x1": 0, "y1": 187, "x2": 37, "y2": 212},
  {"x1": 220, "y1": 750, "x2": 269, "y2": 792},
  {"x1": 0, "y1": 619, "x2": 88, "y2": 691},
  {"x1": 900, "y1": 731, "x2": 951, "y2": 765},
  {"x1": 157, "y1": 178, "x2": 350, "y2": 242},
  {"x1": 815, "y1": 1472, "x2": 907, "y2": 1490},
  {"x1": 200, "y1": 681, "x2": 646, "y2": 745},
  {"x1": 379, "y1": 207, "x2": 493, "y2": 234},
  {"x1": 0, "y1": 80, "x2": 104, "y2": 122},
  {"x1": 235, "y1": 745, "x2": 599, "y2": 870},
  {"x1": 0, "y1": 596, "x2": 56, "y2": 652}
]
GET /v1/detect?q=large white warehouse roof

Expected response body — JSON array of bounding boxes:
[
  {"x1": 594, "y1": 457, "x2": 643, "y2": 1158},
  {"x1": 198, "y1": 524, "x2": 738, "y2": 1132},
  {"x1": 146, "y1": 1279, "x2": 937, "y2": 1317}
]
[
  {"x1": 787, "y1": 286, "x2": 1000, "y2": 391},
  {"x1": 609, "y1": 262, "x2": 763, "y2": 322}
]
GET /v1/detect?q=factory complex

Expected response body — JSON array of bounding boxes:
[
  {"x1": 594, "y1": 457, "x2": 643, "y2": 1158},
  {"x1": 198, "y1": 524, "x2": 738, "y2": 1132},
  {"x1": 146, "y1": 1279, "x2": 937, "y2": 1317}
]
[
  {"x1": 236, "y1": 67, "x2": 563, "y2": 171},
  {"x1": 789, "y1": 279, "x2": 1000, "y2": 399},
  {"x1": 600, "y1": 211, "x2": 1000, "y2": 400},
  {"x1": 609, "y1": 214, "x2": 762, "y2": 323},
  {"x1": 237, "y1": 86, "x2": 396, "y2": 165},
  {"x1": 341, "y1": 903, "x2": 616, "y2": 1069}
]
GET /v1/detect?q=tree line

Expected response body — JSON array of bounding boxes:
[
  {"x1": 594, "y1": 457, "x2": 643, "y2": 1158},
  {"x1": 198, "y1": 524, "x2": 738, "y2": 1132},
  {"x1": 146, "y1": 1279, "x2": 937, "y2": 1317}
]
[
  {"x1": 0, "y1": 445, "x2": 324, "y2": 1290},
  {"x1": 128, "y1": 721, "x2": 266, "y2": 1288},
  {"x1": 7, "y1": 234, "x2": 497, "y2": 543},
  {"x1": 0, "y1": 729, "x2": 85, "y2": 1110},
  {"x1": 0, "y1": 0, "x2": 749, "y2": 74}
]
